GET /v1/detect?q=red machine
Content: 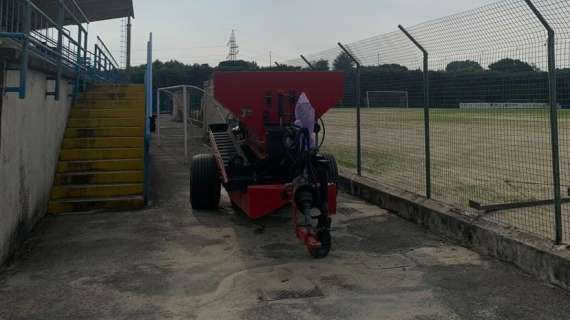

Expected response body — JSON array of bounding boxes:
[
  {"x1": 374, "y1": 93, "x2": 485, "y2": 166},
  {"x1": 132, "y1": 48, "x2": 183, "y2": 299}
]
[{"x1": 190, "y1": 71, "x2": 344, "y2": 258}]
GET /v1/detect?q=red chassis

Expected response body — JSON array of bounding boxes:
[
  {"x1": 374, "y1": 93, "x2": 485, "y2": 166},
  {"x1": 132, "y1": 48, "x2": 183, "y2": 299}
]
[
  {"x1": 228, "y1": 183, "x2": 337, "y2": 255},
  {"x1": 228, "y1": 184, "x2": 337, "y2": 220}
]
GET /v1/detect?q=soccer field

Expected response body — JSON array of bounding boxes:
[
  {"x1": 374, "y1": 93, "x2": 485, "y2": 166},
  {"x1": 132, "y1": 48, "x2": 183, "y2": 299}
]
[{"x1": 322, "y1": 107, "x2": 570, "y2": 242}]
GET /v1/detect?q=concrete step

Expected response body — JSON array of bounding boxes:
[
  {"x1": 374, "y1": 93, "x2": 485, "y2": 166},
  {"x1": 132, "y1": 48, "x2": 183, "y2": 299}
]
[
  {"x1": 79, "y1": 86, "x2": 145, "y2": 98},
  {"x1": 88, "y1": 84, "x2": 144, "y2": 93},
  {"x1": 60, "y1": 148, "x2": 144, "y2": 161},
  {"x1": 51, "y1": 183, "x2": 144, "y2": 200},
  {"x1": 73, "y1": 100, "x2": 145, "y2": 109},
  {"x1": 67, "y1": 118, "x2": 144, "y2": 128},
  {"x1": 62, "y1": 137, "x2": 144, "y2": 149},
  {"x1": 54, "y1": 170, "x2": 144, "y2": 186},
  {"x1": 65, "y1": 127, "x2": 144, "y2": 138},
  {"x1": 48, "y1": 196, "x2": 145, "y2": 214},
  {"x1": 78, "y1": 91, "x2": 144, "y2": 100},
  {"x1": 58, "y1": 159, "x2": 144, "y2": 173},
  {"x1": 70, "y1": 109, "x2": 145, "y2": 119}
]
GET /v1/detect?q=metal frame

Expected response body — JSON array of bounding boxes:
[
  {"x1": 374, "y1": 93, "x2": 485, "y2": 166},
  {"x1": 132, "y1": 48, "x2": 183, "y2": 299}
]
[
  {"x1": 285, "y1": 0, "x2": 566, "y2": 245},
  {"x1": 155, "y1": 84, "x2": 231, "y2": 163},
  {"x1": 399, "y1": 25, "x2": 432, "y2": 199},
  {"x1": 337, "y1": 42, "x2": 362, "y2": 176},
  {"x1": 144, "y1": 32, "x2": 152, "y2": 205},
  {"x1": 522, "y1": 0, "x2": 562, "y2": 244},
  {"x1": 0, "y1": 0, "x2": 125, "y2": 99},
  {"x1": 300, "y1": 55, "x2": 315, "y2": 69}
]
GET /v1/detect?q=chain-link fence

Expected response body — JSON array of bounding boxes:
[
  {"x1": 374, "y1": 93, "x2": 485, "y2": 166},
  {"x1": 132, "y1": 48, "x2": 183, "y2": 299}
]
[{"x1": 284, "y1": 0, "x2": 570, "y2": 244}]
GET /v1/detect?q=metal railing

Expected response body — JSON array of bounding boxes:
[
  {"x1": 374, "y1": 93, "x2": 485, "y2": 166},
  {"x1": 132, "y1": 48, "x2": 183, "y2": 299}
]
[
  {"x1": 0, "y1": 0, "x2": 123, "y2": 99},
  {"x1": 155, "y1": 84, "x2": 227, "y2": 163},
  {"x1": 283, "y1": 0, "x2": 570, "y2": 245},
  {"x1": 144, "y1": 32, "x2": 152, "y2": 205}
]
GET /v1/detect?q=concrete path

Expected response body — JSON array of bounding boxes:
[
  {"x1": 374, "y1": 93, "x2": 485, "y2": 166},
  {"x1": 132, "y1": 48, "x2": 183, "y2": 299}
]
[{"x1": 1, "y1": 131, "x2": 570, "y2": 320}]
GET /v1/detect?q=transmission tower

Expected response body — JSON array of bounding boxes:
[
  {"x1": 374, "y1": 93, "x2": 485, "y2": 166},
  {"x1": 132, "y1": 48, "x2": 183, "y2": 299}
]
[{"x1": 226, "y1": 29, "x2": 239, "y2": 61}]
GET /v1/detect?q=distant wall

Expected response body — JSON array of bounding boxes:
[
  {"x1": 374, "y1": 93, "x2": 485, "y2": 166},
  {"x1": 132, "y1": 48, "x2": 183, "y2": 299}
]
[{"x1": 0, "y1": 68, "x2": 72, "y2": 265}]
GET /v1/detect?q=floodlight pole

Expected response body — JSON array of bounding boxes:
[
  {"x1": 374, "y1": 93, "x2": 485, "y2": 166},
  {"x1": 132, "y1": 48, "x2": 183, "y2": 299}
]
[
  {"x1": 300, "y1": 55, "x2": 315, "y2": 70},
  {"x1": 524, "y1": 0, "x2": 562, "y2": 244},
  {"x1": 399, "y1": 25, "x2": 431, "y2": 199},
  {"x1": 338, "y1": 42, "x2": 362, "y2": 176}
]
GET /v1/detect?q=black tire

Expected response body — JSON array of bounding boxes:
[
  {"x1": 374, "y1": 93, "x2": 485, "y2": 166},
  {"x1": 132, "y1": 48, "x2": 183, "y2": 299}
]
[
  {"x1": 322, "y1": 153, "x2": 338, "y2": 185},
  {"x1": 190, "y1": 154, "x2": 221, "y2": 210}
]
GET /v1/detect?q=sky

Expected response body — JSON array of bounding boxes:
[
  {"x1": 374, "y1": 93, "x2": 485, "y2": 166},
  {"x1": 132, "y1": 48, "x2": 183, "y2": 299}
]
[{"x1": 87, "y1": 0, "x2": 496, "y2": 68}]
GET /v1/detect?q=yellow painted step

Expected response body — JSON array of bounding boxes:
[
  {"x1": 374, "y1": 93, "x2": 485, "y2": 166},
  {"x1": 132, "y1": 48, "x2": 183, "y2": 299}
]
[
  {"x1": 58, "y1": 159, "x2": 144, "y2": 173},
  {"x1": 84, "y1": 90, "x2": 144, "y2": 97},
  {"x1": 60, "y1": 148, "x2": 144, "y2": 161},
  {"x1": 67, "y1": 118, "x2": 144, "y2": 128},
  {"x1": 89, "y1": 84, "x2": 144, "y2": 92},
  {"x1": 78, "y1": 91, "x2": 144, "y2": 100},
  {"x1": 84, "y1": 86, "x2": 144, "y2": 94},
  {"x1": 73, "y1": 100, "x2": 145, "y2": 109},
  {"x1": 70, "y1": 109, "x2": 145, "y2": 119},
  {"x1": 48, "y1": 196, "x2": 144, "y2": 214},
  {"x1": 62, "y1": 137, "x2": 144, "y2": 149},
  {"x1": 65, "y1": 127, "x2": 144, "y2": 138},
  {"x1": 51, "y1": 183, "x2": 144, "y2": 200},
  {"x1": 54, "y1": 170, "x2": 144, "y2": 185}
]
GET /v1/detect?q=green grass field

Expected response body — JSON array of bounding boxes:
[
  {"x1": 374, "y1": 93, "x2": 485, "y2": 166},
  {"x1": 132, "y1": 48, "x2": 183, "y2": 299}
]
[{"x1": 322, "y1": 107, "x2": 570, "y2": 242}]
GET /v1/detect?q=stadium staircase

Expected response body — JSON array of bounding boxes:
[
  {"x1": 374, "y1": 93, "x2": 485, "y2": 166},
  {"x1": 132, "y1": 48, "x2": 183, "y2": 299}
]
[{"x1": 47, "y1": 85, "x2": 146, "y2": 214}]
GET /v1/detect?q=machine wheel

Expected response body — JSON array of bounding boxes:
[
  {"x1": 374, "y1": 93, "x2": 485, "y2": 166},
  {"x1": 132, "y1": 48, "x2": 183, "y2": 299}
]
[
  {"x1": 190, "y1": 154, "x2": 221, "y2": 210},
  {"x1": 322, "y1": 153, "x2": 338, "y2": 185}
]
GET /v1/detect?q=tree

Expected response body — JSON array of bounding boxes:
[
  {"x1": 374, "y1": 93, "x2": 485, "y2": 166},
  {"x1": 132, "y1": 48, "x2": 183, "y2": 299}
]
[
  {"x1": 262, "y1": 64, "x2": 303, "y2": 71},
  {"x1": 488, "y1": 58, "x2": 537, "y2": 73},
  {"x1": 128, "y1": 60, "x2": 213, "y2": 88},
  {"x1": 313, "y1": 59, "x2": 330, "y2": 71},
  {"x1": 333, "y1": 52, "x2": 355, "y2": 71},
  {"x1": 363, "y1": 64, "x2": 408, "y2": 73},
  {"x1": 446, "y1": 60, "x2": 483, "y2": 73},
  {"x1": 216, "y1": 60, "x2": 259, "y2": 71}
]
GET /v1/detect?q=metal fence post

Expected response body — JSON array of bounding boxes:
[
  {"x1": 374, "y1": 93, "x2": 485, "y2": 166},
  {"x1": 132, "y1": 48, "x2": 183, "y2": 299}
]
[
  {"x1": 399, "y1": 25, "x2": 432, "y2": 199},
  {"x1": 19, "y1": 0, "x2": 31, "y2": 99},
  {"x1": 55, "y1": 0, "x2": 64, "y2": 100},
  {"x1": 83, "y1": 30, "x2": 88, "y2": 77},
  {"x1": 524, "y1": 0, "x2": 563, "y2": 244},
  {"x1": 156, "y1": 89, "x2": 161, "y2": 146},
  {"x1": 300, "y1": 55, "x2": 315, "y2": 69},
  {"x1": 338, "y1": 42, "x2": 362, "y2": 176},
  {"x1": 183, "y1": 86, "x2": 189, "y2": 162},
  {"x1": 94, "y1": 45, "x2": 100, "y2": 72},
  {"x1": 74, "y1": 26, "x2": 83, "y2": 99},
  {"x1": 144, "y1": 32, "x2": 153, "y2": 206}
]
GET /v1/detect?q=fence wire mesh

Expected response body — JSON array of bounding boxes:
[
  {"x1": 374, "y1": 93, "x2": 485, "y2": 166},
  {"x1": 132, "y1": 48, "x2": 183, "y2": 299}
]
[{"x1": 284, "y1": 0, "x2": 570, "y2": 243}]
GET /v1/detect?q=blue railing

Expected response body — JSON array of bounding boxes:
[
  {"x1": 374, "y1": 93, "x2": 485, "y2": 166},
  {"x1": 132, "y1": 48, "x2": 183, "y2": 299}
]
[
  {"x1": 143, "y1": 32, "x2": 153, "y2": 205},
  {"x1": 0, "y1": 0, "x2": 124, "y2": 99}
]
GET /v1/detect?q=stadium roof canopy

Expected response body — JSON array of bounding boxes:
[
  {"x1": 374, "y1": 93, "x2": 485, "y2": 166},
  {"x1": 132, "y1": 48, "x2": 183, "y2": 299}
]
[{"x1": 33, "y1": 0, "x2": 134, "y2": 24}]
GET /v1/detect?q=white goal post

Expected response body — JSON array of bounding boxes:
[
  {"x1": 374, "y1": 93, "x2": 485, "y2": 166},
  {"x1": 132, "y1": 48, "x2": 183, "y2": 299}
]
[{"x1": 366, "y1": 90, "x2": 409, "y2": 108}]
